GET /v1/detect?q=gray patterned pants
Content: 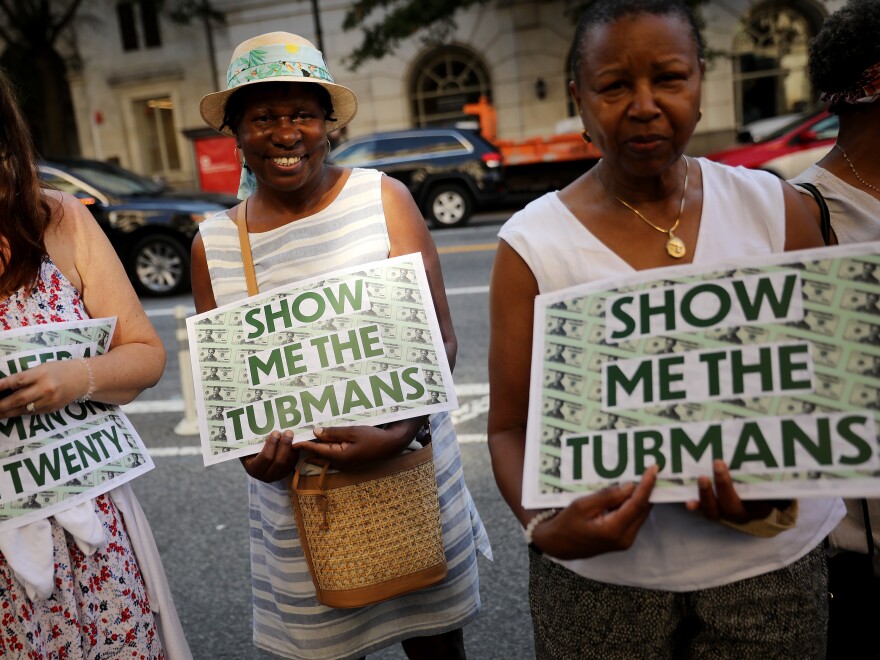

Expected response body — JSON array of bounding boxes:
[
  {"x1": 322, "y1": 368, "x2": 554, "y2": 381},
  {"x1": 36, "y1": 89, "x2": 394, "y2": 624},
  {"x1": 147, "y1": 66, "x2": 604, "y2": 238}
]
[{"x1": 528, "y1": 544, "x2": 828, "y2": 659}]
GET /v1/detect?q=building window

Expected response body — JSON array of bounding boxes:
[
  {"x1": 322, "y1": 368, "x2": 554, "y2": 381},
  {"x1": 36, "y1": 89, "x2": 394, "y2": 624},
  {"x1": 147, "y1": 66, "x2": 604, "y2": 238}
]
[
  {"x1": 117, "y1": 1, "x2": 162, "y2": 51},
  {"x1": 732, "y1": 2, "x2": 822, "y2": 128},
  {"x1": 410, "y1": 46, "x2": 492, "y2": 127},
  {"x1": 133, "y1": 97, "x2": 180, "y2": 176}
]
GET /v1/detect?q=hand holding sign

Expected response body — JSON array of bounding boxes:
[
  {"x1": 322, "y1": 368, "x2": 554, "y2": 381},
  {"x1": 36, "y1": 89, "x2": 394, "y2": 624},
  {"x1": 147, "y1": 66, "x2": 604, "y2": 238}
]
[
  {"x1": 240, "y1": 429, "x2": 299, "y2": 483},
  {"x1": 685, "y1": 459, "x2": 784, "y2": 524},
  {"x1": 297, "y1": 416, "x2": 426, "y2": 469},
  {"x1": 0, "y1": 357, "x2": 90, "y2": 418},
  {"x1": 530, "y1": 465, "x2": 658, "y2": 560}
]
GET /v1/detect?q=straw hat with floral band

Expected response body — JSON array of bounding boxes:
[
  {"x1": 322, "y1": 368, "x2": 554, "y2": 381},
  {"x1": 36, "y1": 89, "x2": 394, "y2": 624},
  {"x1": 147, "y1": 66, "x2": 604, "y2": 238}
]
[{"x1": 199, "y1": 31, "x2": 358, "y2": 136}]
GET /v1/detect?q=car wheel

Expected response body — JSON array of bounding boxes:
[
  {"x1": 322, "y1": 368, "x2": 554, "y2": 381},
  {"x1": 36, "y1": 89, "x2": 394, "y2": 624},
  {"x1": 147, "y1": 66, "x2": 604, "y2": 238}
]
[
  {"x1": 425, "y1": 183, "x2": 473, "y2": 228},
  {"x1": 130, "y1": 234, "x2": 189, "y2": 296}
]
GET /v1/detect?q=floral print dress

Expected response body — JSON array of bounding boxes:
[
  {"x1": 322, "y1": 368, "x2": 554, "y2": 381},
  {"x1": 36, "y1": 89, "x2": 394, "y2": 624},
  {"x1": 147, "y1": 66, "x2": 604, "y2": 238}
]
[{"x1": 0, "y1": 258, "x2": 163, "y2": 659}]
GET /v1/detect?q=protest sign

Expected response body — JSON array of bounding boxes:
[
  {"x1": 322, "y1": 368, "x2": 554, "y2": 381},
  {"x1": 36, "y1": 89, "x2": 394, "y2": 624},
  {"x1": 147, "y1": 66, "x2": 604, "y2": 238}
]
[
  {"x1": 523, "y1": 242, "x2": 880, "y2": 508},
  {"x1": 187, "y1": 253, "x2": 457, "y2": 466},
  {"x1": 0, "y1": 318, "x2": 154, "y2": 532}
]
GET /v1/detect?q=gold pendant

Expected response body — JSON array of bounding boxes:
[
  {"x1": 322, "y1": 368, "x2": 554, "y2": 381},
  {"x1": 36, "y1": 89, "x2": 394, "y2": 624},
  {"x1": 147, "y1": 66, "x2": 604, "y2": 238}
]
[{"x1": 666, "y1": 235, "x2": 686, "y2": 259}]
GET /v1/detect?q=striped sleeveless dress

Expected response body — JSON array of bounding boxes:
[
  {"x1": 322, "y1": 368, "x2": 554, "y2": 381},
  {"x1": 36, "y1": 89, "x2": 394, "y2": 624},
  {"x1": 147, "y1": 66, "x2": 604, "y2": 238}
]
[{"x1": 198, "y1": 168, "x2": 491, "y2": 660}]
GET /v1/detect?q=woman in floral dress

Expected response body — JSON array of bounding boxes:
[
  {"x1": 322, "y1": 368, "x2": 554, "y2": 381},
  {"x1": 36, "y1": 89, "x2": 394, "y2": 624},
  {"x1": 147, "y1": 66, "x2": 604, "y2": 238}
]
[{"x1": 0, "y1": 72, "x2": 190, "y2": 658}]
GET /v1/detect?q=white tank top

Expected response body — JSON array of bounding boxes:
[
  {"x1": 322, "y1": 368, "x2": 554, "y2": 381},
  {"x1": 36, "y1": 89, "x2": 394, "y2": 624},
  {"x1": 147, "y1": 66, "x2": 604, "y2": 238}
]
[
  {"x1": 790, "y1": 164, "x2": 880, "y2": 244},
  {"x1": 499, "y1": 158, "x2": 845, "y2": 591}
]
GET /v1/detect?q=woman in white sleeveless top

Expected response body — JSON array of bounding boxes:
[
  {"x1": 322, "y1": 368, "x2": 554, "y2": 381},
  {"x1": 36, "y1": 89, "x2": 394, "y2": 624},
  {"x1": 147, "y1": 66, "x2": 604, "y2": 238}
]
[
  {"x1": 488, "y1": 2, "x2": 843, "y2": 658},
  {"x1": 191, "y1": 32, "x2": 489, "y2": 660},
  {"x1": 788, "y1": 2, "x2": 880, "y2": 656}
]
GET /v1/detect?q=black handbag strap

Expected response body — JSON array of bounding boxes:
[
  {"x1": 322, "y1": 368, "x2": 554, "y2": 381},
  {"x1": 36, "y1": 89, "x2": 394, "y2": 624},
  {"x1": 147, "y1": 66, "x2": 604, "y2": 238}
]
[
  {"x1": 862, "y1": 498, "x2": 875, "y2": 559},
  {"x1": 795, "y1": 182, "x2": 831, "y2": 246}
]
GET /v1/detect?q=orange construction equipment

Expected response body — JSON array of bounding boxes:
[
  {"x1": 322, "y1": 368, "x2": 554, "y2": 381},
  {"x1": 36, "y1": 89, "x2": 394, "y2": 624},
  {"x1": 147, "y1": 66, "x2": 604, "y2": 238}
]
[{"x1": 463, "y1": 96, "x2": 601, "y2": 166}]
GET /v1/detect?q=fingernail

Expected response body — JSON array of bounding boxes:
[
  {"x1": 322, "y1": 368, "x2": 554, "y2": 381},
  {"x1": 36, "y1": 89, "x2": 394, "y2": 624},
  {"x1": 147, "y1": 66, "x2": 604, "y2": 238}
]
[
  {"x1": 282, "y1": 430, "x2": 293, "y2": 440},
  {"x1": 313, "y1": 427, "x2": 324, "y2": 438},
  {"x1": 270, "y1": 431, "x2": 280, "y2": 440},
  {"x1": 620, "y1": 482, "x2": 635, "y2": 494}
]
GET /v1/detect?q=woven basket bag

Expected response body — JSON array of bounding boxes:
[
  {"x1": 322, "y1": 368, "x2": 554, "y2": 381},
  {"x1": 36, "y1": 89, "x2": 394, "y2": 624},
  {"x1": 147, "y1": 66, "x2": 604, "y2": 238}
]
[{"x1": 289, "y1": 440, "x2": 448, "y2": 608}]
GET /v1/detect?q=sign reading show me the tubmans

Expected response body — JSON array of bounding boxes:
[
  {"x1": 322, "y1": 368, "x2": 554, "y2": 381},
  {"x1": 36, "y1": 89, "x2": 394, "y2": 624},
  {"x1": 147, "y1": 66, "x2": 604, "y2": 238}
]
[
  {"x1": 188, "y1": 254, "x2": 457, "y2": 466},
  {"x1": 523, "y1": 242, "x2": 880, "y2": 509}
]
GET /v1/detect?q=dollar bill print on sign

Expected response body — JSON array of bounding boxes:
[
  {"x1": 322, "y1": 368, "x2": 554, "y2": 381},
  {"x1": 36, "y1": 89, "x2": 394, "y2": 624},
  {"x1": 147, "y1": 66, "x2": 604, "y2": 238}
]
[
  {"x1": 0, "y1": 318, "x2": 154, "y2": 533},
  {"x1": 523, "y1": 242, "x2": 880, "y2": 509},
  {"x1": 187, "y1": 253, "x2": 458, "y2": 466}
]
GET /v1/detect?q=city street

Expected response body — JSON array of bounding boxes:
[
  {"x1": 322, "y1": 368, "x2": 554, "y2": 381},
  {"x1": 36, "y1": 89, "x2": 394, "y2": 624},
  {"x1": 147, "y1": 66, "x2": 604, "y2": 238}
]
[{"x1": 126, "y1": 211, "x2": 536, "y2": 659}]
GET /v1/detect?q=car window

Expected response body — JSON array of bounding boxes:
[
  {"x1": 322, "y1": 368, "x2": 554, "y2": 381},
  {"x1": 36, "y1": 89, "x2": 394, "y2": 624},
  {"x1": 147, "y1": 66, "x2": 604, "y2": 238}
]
[
  {"x1": 810, "y1": 115, "x2": 839, "y2": 140},
  {"x1": 375, "y1": 135, "x2": 468, "y2": 160},
  {"x1": 332, "y1": 141, "x2": 376, "y2": 166},
  {"x1": 39, "y1": 170, "x2": 87, "y2": 195},
  {"x1": 60, "y1": 163, "x2": 164, "y2": 196}
]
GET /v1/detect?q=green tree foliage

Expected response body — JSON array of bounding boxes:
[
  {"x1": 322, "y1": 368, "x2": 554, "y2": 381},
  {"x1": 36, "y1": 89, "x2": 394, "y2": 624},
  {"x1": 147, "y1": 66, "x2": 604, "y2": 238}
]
[
  {"x1": 0, "y1": 0, "x2": 85, "y2": 156},
  {"x1": 343, "y1": 0, "x2": 707, "y2": 70},
  {"x1": 0, "y1": 0, "x2": 223, "y2": 158}
]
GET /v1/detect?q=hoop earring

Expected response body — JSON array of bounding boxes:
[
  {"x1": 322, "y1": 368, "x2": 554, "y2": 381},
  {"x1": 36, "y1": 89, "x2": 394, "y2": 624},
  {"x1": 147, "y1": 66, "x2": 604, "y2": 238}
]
[
  {"x1": 581, "y1": 129, "x2": 592, "y2": 144},
  {"x1": 326, "y1": 138, "x2": 332, "y2": 157},
  {"x1": 234, "y1": 146, "x2": 244, "y2": 166}
]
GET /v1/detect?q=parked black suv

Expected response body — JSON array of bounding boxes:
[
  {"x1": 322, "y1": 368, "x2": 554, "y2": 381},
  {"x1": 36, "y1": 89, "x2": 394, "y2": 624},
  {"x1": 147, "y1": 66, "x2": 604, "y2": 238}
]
[
  {"x1": 329, "y1": 128, "x2": 504, "y2": 227},
  {"x1": 38, "y1": 158, "x2": 238, "y2": 296}
]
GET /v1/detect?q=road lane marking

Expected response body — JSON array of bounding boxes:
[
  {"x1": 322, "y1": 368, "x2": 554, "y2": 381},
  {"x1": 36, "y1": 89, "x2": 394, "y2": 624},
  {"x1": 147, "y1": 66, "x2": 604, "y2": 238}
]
[
  {"x1": 145, "y1": 282, "x2": 489, "y2": 319},
  {"x1": 436, "y1": 242, "x2": 497, "y2": 254}
]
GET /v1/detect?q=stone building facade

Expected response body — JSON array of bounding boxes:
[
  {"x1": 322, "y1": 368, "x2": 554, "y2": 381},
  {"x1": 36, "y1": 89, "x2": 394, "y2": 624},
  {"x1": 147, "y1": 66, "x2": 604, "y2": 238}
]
[{"x1": 65, "y1": 0, "x2": 842, "y2": 190}]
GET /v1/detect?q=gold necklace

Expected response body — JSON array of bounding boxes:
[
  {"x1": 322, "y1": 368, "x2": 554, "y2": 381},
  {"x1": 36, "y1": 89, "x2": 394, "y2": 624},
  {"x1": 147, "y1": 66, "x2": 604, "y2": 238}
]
[
  {"x1": 836, "y1": 144, "x2": 880, "y2": 195},
  {"x1": 598, "y1": 157, "x2": 689, "y2": 259}
]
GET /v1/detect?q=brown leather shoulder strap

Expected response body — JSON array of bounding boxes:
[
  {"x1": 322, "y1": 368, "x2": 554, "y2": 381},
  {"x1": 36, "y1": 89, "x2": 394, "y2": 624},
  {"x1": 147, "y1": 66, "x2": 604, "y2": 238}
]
[{"x1": 235, "y1": 200, "x2": 259, "y2": 296}]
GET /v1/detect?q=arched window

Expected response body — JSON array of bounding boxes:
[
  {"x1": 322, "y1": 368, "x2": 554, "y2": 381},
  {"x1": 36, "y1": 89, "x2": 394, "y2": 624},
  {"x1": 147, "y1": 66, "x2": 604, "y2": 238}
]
[
  {"x1": 409, "y1": 46, "x2": 492, "y2": 127},
  {"x1": 732, "y1": 2, "x2": 824, "y2": 128}
]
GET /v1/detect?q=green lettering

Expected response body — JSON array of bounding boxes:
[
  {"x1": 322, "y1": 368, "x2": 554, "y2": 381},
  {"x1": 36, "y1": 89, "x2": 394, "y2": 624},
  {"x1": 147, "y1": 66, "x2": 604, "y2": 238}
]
[
  {"x1": 639, "y1": 288, "x2": 677, "y2": 335},
  {"x1": 680, "y1": 283, "x2": 730, "y2": 328},
  {"x1": 24, "y1": 448, "x2": 63, "y2": 487},
  {"x1": 60, "y1": 442, "x2": 81, "y2": 475},
  {"x1": 729, "y1": 422, "x2": 778, "y2": 470},
  {"x1": 778, "y1": 344, "x2": 812, "y2": 390},
  {"x1": 3, "y1": 461, "x2": 24, "y2": 494},
  {"x1": 401, "y1": 366, "x2": 426, "y2": 401},
  {"x1": 248, "y1": 349, "x2": 285, "y2": 387},
  {"x1": 670, "y1": 424, "x2": 723, "y2": 473},
  {"x1": 342, "y1": 380, "x2": 372, "y2": 414},
  {"x1": 633, "y1": 429, "x2": 666, "y2": 474},
  {"x1": 565, "y1": 436, "x2": 591, "y2": 480},
  {"x1": 609, "y1": 296, "x2": 636, "y2": 340},
  {"x1": 836, "y1": 415, "x2": 872, "y2": 465},
  {"x1": 276, "y1": 395, "x2": 302, "y2": 429},
  {"x1": 697, "y1": 352, "x2": 727, "y2": 396},
  {"x1": 657, "y1": 355, "x2": 686, "y2": 401},
  {"x1": 593, "y1": 433, "x2": 628, "y2": 479},
  {"x1": 291, "y1": 291, "x2": 325, "y2": 324},
  {"x1": 301, "y1": 386, "x2": 339, "y2": 423},
  {"x1": 370, "y1": 370, "x2": 405, "y2": 405},
  {"x1": 360, "y1": 325, "x2": 384, "y2": 358},
  {"x1": 781, "y1": 418, "x2": 831, "y2": 467},
  {"x1": 605, "y1": 360, "x2": 653, "y2": 407},
  {"x1": 245, "y1": 400, "x2": 276, "y2": 437},
  {"x1": 325, "y1": 279, "x2": 364, "y2": 314},
  {"x1": 244, "y1": 308, "x2": 265, "y2": 340},
  {"x1": 733, "y1": 273, "x2": 798, "y2": 321},
  {"x1": 226, "y1": 407, "x2": 247, "y2": 442}
]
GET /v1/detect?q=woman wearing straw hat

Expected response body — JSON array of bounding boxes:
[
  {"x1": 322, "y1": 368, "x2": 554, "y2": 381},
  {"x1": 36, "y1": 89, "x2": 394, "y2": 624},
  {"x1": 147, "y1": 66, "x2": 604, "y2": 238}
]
[{"x1": 192, "y1": 32, "x2": 490, "y2": 660}]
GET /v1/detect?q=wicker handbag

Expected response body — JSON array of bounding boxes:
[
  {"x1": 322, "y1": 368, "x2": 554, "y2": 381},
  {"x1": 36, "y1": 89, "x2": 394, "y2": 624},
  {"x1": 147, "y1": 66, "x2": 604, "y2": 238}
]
[{"x1": 289, "y1": 437, "x2": 448, "y2": 608}]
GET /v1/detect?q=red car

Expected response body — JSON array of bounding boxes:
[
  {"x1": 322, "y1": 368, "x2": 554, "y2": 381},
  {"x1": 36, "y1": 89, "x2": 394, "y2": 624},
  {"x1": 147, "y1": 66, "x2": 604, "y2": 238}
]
[{"x1": 705, "y1": 109, "x2": 839, "y2": 180}]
